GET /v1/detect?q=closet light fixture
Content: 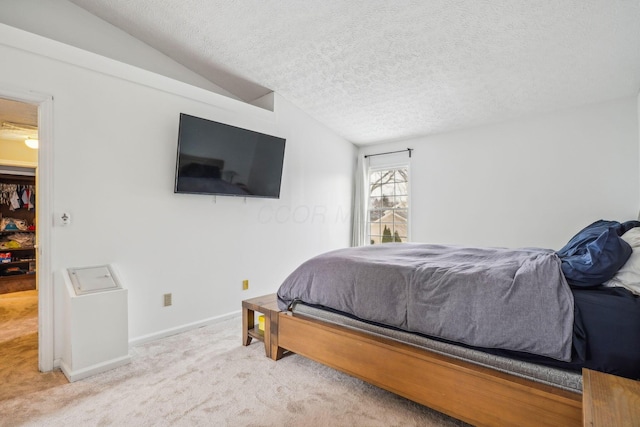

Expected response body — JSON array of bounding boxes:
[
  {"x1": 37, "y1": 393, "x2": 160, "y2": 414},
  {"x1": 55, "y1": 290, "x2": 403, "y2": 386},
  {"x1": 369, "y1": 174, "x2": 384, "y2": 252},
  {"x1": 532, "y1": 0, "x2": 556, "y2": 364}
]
[{"x1": 25, "y1": 137, "x2": 38, "y2": 149}]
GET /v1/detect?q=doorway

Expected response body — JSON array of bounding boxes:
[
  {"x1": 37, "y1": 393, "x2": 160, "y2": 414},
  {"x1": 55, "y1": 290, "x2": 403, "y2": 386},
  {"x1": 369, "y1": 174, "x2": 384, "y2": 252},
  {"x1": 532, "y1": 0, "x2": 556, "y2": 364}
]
[
  {"x1": 0, "y1": 98, "x2": 39, "y2": 386},
  {"x1": 0, "y1": 89, "x2": 54, "y2": 373}
]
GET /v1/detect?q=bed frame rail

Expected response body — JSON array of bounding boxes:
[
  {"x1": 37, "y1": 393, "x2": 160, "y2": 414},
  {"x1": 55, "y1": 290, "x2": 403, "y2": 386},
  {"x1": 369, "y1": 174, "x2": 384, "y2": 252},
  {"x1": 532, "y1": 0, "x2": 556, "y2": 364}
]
[{"x1": 275, "y1": 312, "x2": 582, "y2": 427}]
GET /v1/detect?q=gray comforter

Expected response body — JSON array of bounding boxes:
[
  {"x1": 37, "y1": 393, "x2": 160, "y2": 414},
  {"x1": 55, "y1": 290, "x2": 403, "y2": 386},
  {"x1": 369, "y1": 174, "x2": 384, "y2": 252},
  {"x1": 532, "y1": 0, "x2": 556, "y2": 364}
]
[{"x1": 277, "y1": 243, "x2": 574, "y2": 361}]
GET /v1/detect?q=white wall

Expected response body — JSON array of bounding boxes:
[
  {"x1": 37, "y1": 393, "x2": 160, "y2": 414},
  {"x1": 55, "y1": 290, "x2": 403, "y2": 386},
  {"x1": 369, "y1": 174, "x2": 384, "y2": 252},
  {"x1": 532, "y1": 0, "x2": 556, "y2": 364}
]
[
  {"x1": 362, "y1": 98, "x2": 640, "y2": 250},
  {"x1": 0, "y1": 0, "x2": 239, "y2": 100},
  {"x1": 0, "y1": 25, "x2": 355, "y2": 354}
]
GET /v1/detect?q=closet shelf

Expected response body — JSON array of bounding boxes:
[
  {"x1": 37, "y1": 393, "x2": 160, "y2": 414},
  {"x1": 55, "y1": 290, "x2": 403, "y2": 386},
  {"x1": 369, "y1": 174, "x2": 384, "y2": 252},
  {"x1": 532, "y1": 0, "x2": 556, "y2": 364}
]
[
  {"x1": 0, "y1": 247, "x2": 35, "y2": 252},
  {"x1": 0, "y1": 259, "x2": 35, "y2": 265}
]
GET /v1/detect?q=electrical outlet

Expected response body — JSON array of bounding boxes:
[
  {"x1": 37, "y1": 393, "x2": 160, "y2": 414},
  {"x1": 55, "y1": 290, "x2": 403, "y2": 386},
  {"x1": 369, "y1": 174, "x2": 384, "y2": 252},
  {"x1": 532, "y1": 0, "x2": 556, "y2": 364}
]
[
  {"x1": 242, "y1": 280, "x2": 249, "y2": 290},
  {"x1": 163, "y1": 293, "x2": 172, "y2": 307}
]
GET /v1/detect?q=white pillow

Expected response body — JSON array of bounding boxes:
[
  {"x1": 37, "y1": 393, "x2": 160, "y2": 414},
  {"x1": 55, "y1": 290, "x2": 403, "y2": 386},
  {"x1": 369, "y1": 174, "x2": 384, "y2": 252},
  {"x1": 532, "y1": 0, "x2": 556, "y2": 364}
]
[{"x1": 604, "y1": 227, "x2": 640, "y2": 295}]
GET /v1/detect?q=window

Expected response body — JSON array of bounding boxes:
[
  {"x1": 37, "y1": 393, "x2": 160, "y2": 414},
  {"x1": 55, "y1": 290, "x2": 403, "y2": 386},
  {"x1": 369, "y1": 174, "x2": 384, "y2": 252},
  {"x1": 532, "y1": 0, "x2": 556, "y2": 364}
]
[{"x1": 367, "y1": 166, "x2": 409, "y2": 244}]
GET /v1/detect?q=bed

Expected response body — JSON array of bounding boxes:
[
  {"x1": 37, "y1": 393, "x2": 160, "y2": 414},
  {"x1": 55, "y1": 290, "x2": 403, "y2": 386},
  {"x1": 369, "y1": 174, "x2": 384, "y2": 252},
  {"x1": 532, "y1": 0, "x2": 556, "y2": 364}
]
[{"x1": 268, "y1": 220, "x2": 640, "y2": 427}]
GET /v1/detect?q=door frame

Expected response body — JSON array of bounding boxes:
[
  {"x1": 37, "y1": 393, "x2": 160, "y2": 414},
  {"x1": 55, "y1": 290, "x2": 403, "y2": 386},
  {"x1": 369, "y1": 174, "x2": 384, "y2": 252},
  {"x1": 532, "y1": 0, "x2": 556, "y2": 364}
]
[{"x1": 0, "y1": 85, "x2": 54, "y2": 372}]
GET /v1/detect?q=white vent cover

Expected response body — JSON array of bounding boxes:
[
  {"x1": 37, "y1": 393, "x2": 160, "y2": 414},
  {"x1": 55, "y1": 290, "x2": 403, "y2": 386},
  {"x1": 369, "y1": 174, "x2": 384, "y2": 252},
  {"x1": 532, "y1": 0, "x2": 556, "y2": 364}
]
[{"x1": 68, "y1": 265, "x2": 121, "y2": 295}]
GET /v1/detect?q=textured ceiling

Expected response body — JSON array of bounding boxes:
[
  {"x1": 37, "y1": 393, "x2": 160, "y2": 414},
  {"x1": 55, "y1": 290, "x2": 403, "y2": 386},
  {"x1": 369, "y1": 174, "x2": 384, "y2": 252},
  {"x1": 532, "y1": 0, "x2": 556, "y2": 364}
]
[{"x1": 69, "y1": 1, "x2": 640, "y2": 145}]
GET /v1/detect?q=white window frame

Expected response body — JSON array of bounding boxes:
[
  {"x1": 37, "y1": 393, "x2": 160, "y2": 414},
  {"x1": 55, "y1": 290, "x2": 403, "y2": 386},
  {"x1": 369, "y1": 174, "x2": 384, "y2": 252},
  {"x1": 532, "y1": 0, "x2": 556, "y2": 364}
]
[{"x1": 366, "y1": 156, "x2": 411, "y2": 245}]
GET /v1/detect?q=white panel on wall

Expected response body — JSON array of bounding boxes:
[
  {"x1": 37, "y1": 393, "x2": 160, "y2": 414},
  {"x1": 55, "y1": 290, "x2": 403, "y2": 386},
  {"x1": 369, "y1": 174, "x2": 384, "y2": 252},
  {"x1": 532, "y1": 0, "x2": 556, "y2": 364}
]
[
  {"x1": 0, "y1": 24, "x2": 355, "y2": 355},
  {"x1": 363, "y1": 97, "x2": 639, "y2": 250}
]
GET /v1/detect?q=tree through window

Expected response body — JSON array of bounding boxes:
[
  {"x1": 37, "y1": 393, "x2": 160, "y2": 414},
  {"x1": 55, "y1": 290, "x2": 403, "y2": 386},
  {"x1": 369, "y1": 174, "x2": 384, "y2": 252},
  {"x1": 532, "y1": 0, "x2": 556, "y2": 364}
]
[{"x1": 368, "y1": 167, "x2": 408, "y2": 244}]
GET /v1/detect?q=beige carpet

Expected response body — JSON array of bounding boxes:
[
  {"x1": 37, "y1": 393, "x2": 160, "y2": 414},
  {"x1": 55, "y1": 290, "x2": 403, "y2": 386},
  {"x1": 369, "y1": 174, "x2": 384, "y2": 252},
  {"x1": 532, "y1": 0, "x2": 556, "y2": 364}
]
[
  {"x1": 0, "y1": 290, "x2": 68, "y2": 403},
  {"x1": 1, "y1": 305, "x2": 468, "y2": 426},
  {"x1": 0, "y1": 290, "x2": 38, "y2": 341}
]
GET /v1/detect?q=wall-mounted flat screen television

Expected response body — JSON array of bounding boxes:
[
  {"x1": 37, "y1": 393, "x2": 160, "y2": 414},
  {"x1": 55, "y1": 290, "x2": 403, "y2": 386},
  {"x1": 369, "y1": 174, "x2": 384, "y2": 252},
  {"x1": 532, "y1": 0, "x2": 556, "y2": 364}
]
[{"x1": 174, "y1": 113, "x2": 286, "y2": 198}]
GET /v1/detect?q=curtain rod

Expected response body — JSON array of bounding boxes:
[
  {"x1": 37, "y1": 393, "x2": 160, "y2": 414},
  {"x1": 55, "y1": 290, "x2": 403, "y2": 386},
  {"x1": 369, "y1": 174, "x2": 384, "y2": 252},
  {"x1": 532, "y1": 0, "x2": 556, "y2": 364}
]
[{"x1": 364, "y1": 148, "x2": 413, "y2": 159}]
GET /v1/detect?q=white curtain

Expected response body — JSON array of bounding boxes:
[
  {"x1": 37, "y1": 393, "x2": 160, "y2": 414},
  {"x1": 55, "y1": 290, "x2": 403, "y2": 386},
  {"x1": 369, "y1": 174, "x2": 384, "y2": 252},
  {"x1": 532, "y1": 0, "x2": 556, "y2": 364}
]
[{"x1": 351, "y1": 154, "x2": 367, "y2": 247}]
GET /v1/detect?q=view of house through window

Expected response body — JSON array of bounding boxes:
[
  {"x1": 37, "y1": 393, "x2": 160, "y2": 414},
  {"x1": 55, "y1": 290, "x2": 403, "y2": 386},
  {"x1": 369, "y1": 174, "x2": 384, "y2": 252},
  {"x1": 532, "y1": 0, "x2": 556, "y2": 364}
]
[{"x1": 367, "y1": 167, "x2": 408, "y2": 244}]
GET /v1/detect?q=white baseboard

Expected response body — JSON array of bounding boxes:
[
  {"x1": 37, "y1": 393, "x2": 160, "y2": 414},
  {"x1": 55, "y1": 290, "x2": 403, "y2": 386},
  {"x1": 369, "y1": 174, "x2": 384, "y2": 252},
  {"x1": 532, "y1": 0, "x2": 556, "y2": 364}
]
[
  {"x1": 60, "y1": 354, "x2": 132, "y2": 382},
  {"x1": 128, "y1": 310, "x2": 241, "y2": 347}
]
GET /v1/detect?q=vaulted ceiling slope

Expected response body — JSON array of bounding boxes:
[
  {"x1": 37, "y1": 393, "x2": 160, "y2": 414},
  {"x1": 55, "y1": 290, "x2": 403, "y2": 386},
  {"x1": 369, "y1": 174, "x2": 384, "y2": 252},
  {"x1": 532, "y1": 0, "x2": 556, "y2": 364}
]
[{"x1": 69, "y1": 1, "x2": 640, "y2": 145}]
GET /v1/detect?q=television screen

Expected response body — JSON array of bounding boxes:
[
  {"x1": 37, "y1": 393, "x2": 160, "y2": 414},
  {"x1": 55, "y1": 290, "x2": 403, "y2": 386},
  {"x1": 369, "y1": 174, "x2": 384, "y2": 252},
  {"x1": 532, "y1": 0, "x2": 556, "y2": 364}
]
[{"x1": 174, "y1": 113, "x2": 286, "y2": 198}]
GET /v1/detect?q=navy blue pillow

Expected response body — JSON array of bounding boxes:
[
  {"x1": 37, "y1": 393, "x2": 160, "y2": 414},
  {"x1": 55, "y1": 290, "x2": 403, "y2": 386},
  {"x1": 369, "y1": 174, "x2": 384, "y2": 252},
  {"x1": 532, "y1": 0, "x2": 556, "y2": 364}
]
[{"x1": 557, "y1": 220, "x2": 633, "y2": 287}]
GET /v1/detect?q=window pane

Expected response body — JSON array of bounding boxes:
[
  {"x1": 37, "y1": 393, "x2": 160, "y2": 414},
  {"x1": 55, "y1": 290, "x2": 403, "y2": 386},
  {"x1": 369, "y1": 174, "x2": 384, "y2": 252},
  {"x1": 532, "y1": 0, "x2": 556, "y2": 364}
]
[
  {"x1": 383, "y1": 195, "x2": 396, "y2": 208},
  {"x1": 370, "y1": 171, "x2": 383, "y2": 194},
  {"x1": 394, "y1": 209, "x2": 408, "y2": 222},
  {"x1": 369, "y1": 209, "x2": 384, "y2": 222},
  {"x1": 380, "y1": 223, "x2": 394, "y2": 243},
  {"x1": 387, "y1": 196, "x2": 407, "y2": 209},
  {"x1": 369, "y1": 220, "x2": 381, "y2": 237},
  {"x1": 369, "y1": 196, "x2": 384, "y2": 209},
  {"x1": 367, "y1": 166, "x2": 410, "y2": 245},
  {"x1": 391, "y1": 222, "x2": 407, "y2": 242},
  {"x1": 394, "y1": 207, "x2": 408, "y2": 215},
  {"x1": 381, "y1": 183, "x2": 395, "y2": 196},
  {"x1": 395, "y1": 169, "x2": 408, "y2": 182},
  {"x1": 394, "y1": 182, "x2": 408, "y2": 196},
  {"x1": 391, "y1": 228, "x2": 404, "y2": 242},
  {"x1": 393, "y1": 196, "x2": 408, "y2": 207},
  {"x1": 369, "y1": 182, "x2": 381, "y2": 197}
]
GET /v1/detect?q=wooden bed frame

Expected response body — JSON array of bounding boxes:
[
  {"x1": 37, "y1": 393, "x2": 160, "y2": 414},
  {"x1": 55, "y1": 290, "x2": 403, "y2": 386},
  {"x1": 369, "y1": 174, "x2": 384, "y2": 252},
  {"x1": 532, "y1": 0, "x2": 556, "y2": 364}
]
[{"x1": 269, "y1": 311, "x2": 583, "y2": 427}]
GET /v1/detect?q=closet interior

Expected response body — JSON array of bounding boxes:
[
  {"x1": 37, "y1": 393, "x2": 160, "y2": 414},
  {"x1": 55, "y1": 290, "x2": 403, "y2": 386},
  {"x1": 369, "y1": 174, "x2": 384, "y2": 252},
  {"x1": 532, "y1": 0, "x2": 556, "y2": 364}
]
[{"x1": 0, "y1": 173, "x2": 36, "y2": 294}]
